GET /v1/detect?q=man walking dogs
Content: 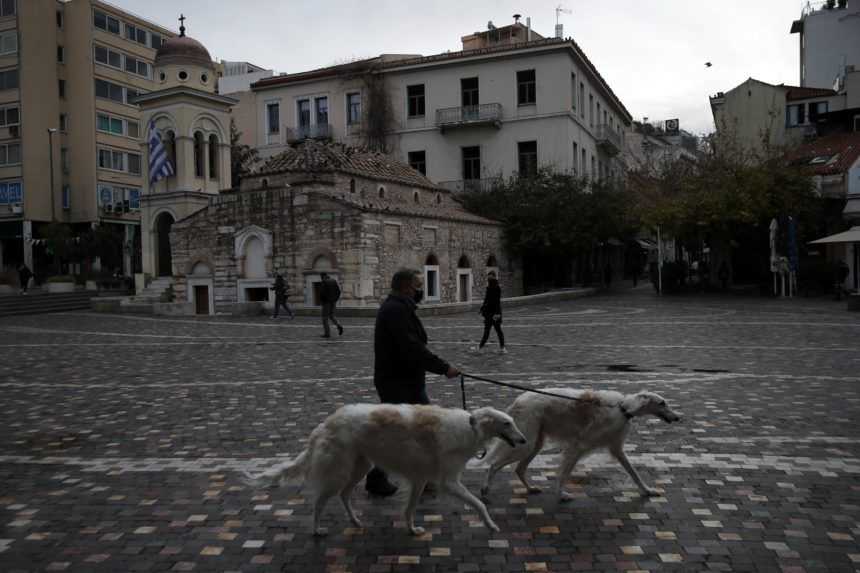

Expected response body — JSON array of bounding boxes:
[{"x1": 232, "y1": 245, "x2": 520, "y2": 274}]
[
  {"x1": 319, "y1": 272, "x2": 343, "y2": 338},
  {"x1": 365, "y1": 268, "x2": 461, "y2": 496}
]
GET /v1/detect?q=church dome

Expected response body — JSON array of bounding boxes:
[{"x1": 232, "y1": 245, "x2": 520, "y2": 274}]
[{"x1": 155, "y1": 35, "x2": 214, "y2": 70}]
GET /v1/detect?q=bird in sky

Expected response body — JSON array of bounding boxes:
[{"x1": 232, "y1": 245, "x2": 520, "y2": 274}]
[{"x1": 705, "y1": 62, "x2": 713, "y2": 68}]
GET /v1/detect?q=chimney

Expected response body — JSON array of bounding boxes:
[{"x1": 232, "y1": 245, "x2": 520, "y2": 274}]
[
  {"x1": 513, "y1": 13, "x2": 521, "y2": 24},
  {"x1": 555, "y1": 23, "x2": 563, "y2": 38},
  {"x1": 526, "y1": 16, "x2": 531, "y2": 41}
]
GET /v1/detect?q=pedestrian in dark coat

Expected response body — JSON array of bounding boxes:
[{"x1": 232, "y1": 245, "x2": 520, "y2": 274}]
[
  {"x1": 365, "y1": 268, "x2": 461, "y2": 496},
  {"x1": 473, "y1": 271, "x2": 506, "y2": 353},
  {"x1": 17, "y1": 264, "x2": 32, "y2": 295},
  {"x1": 319, "y1": 272, "x2": 343, "y2": 337},
  {"x1": 271, "y1": 273, "x2": 293, "y2": 319}
]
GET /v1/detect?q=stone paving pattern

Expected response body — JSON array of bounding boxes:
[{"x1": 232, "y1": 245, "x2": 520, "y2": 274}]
[{"x1": 0, "y1": 290, "x2": 858, "y2": 572}]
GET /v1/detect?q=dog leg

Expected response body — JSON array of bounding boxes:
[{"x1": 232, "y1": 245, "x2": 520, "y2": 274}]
[
  {"x1": 555, "y1": 449, "x2": 584, "y2": 502},
  {"x1": 610, "y1": 447, "x2": 660, "y2": 496},
  {"x1": 339, "y1": 457, "x2": 371, "y2": 527},
  {"x1": 443, "y1": 480, "x2": 500, "y2": 532},
  {"x1": 514, "y1": 432, "x2": 545, "y2": 494},
  {"x1": 405, "y1": 480, "x2": 428, "y2": 535},
  {"x1": 312, "y1": 492, "x2": 334, "y2": 536}
]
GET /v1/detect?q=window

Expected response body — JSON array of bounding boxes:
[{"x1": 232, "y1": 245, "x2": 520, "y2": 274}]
[
  {"x1": 193, "y1": 132, "x2": 204, "y2": 177},
  {"x1": 95, "y1": 79, "x2": 140, "y2": 105},
  {"x1": 56, "y1": 10, "x2": 63, "y2": 28},
  {"x1": 579, "y1": 82, "x2": 585, "y2": 118},
  {"x1": 62, "y1": 185, "x2": 70, "y2": 210},
  {"x1": 127, "y1": 120, "x2": 139, "y2": 138},
  {"x1": 518, "y1": 141, "x2": 537, "y2": 177},
  {"x1": 0, "y1": 69, "x2": 18, "y2": 90},
  {"x1": 97, "y1": 148, "x2": 139, "y2": 174},
  {"x1": 589, "y1": 93, "x2": 594, "y2": 126},
  {"x1": 150, "y1": 33, "x2": 162, "y2": 49},
  {"x1": 95, "y1": 45, "x2": 122, "y2": 69},
  {"x1": 786, "y1": 103, "x2": 805, "y2": 126},
  {"x1": 517, "y1": 69, "x2": 536, "y2": 105},
  {"x1": 297, "y1": 99, "x2": 310, "y2": 128},
  {"x1": 125, "y1": 24, "x2": 148, "y2": 45},
  {"x1": 0, "y1": 0, "x2": 15, "y2": 18},
  {"x1": 125, "y1": 87, "x2": 141, "y2": 105},
  {"x1": 462, "y1": 146, "x2": 480, "y2": 180},
  {"x1": 94, "y1": 10, "x2": 120, "y2": 34},
  {"x1": 128, "y1": 188, "x2": 140, "y2": 209},
  {"x1": 208, "y1": 134, "x2": 218, "y2": 179},
  {"x1": 126, "y1": 152, "x2": 140, "y2": 175},
  {"x1": 0, "y1": 31, "x2": 16, "y2": 55},
  {"x1": 407, "y1": 84, "x2": 425, "y2": 117},
  {"x1": 571, "y1": 72, "x2": 577, "y2": 109},
  {"x1": 61, "y1": 147, "x2": 69, "y2": 173},
  {"x1": 0, "y1": 142, "x2": 21, "y2": 165},
  {"x1": 572, "y1": 141, "x2": 578, "y2": 174},
  {"x1": 582, "y1": 148, "x2": 587, "y2": 176},
  {"x1": 347, "y1": 92, "x2": 361, "y2": 125},
  {"x1": 461, "y1": 77, "x2": 479, "y2": 107},
  {"x1": 59, "y1": 113, "x2": 68, "y2": 132},
  {"x1": 266, "y1": 102, "x2": 279, "y2": 134},
  {"x1": 0, "y1": 105, "x2": 19, "y2": 126},
  {"x1": 591, "y1": 155, "x2": 596, "y2": 177},
  {"x1": 315, "y1": 96, "x2": 328, "y2": 125},
  {"x1": 57, "y1": 45, "x2": 64, "y2": 63},
  {"x1": 58, "y1": 79, "x2": 65, "y2": 98},
  {"x1": 408, "y1": 150, "x2": 426, "y2": 176},
  {"x1": 0, "y1": 181, "x2": 22, "y2": 204},
  {"x1": 125, "y1": 55, "x2": 149, "y2": 78},
  {"x1": 808, "y1": 101, "x2": 828, "y2": 122}
]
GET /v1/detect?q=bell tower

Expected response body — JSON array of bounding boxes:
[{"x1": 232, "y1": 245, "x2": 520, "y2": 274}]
[{"x1": 136, "y1": 16, "x2": 237, "y2": 279}]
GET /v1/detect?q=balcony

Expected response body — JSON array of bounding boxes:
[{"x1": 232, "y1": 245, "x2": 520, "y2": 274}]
[
  {"x1": 437, "y1": 177, "x2": 503, "y2": 194},
  {"x1": 436, "y1": 104, "x2": 502, "y2": 132},
  {"x1": 595, "y1": 124, "x2": 622, "y2": 156},
  {"x1": 286, "y1": 123, "x2": 332, "y2": 144}
]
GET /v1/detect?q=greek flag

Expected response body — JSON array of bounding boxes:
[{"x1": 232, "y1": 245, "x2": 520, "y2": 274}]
[{"x1": 148, "y1": 120, "x2": 174, "y2": 186}]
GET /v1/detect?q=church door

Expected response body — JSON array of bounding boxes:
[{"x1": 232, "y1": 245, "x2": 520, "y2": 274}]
[{"x1": 194, "y1": 285, "x2": 210, "y2": 315}]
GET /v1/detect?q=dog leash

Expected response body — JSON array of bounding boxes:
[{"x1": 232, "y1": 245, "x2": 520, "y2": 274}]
[{"x1": 458, "y1": 373, "x2": 631, "y2": 418}]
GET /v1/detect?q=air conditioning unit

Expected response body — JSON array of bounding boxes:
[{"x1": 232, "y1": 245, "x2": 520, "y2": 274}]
[
  {"x1": 665, "y1": 118, "x2": 680, "y2": 133},
  {"x1": 9, "y1": 125, "x2": 19, "y2": 138},
  {"x1": 11, "y1": 204, "x2": 22, "y2": 214}
]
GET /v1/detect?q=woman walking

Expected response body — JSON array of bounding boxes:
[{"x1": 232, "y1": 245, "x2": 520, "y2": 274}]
[{"x1": 473, "y1": 271, "x2": 506, "y2": 354}]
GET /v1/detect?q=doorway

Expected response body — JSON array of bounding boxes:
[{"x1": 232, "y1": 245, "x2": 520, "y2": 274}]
[
  {"x1": 194, "y1": 285, "x2": 209, "y2": 315},
  {"x1": 155, "y1": 212, "x2": 175, "y2": 277}
]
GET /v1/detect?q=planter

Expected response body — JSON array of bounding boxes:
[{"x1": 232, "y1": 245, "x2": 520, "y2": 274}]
[{"x1": 46, "y1": 282, "x2": 76, "y2": 293}]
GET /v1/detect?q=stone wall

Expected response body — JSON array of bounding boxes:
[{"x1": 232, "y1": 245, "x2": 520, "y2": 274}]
[{"x1": 170, "y1": 174, "x2": 519, "y2": 312}]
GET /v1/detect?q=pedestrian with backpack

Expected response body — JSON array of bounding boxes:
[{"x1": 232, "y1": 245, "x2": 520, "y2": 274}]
[
  {"x1": 319, "y1": 272, "x2": 343, "y2": 338},
  {"x1": 270, "y1": 273, "x2": 294, "y2": 319},
  {"x1": 472, "y1": 271, "x2": 506, "y2": 354}
]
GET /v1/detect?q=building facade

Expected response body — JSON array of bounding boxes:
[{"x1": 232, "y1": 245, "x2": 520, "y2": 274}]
[
  {"x1": 0, "y1": 0, "x2": 178, "y2": 277},
  {"x1": 236, "y1": 20, "x2": 632, "y2": 192},
  {"x1": 790, "y1": 0, "x2": 860, "y2": 89}
]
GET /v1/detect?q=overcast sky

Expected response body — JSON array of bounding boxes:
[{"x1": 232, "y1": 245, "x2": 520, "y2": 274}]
[{"x1": 110, "y1": 0, "x2": 805, "y2": 135}]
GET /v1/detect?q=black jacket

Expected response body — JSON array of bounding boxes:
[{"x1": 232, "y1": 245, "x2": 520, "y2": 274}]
[
  {"x1": 480, "y1": 282, "x2": 502, "y2": 316},
  {"x1": 374, "y1": 294, "x2": 449, "y2": 396},
  {"x1": 319, "y1": 278, "x2": 341, "y2": 304},
  {"x1": 272, "y1": 276, "x2": 288, "y2": 297}
]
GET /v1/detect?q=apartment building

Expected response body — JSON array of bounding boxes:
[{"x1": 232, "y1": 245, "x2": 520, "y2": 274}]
[
  {"x1": 790, "y1": 0, "x2": 860, "y2": 89},
  {"x1": 239, "y1": 20, "x2": 632, "y2": 192},
  {"x1": 0, "y1": 0, "x2": 174, "y2": 277}
]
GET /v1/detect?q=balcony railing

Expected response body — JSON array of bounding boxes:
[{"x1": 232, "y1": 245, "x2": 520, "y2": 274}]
[
  {"x1": 436, "y1": 103, "x2": 502, "y2": 131},
  {"x1": 595, "y1": 123, "x2": 622, "y2": 155},
  {"x1": 286, "y1": 123, "x2": 332, "y2": 143},
  {"x1": 437, "y1": 177, "x2": 504, "y2": 194}
]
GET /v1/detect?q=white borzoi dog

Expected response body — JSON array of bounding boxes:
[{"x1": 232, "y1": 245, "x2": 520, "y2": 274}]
[
  {"x1": 480, "y1": 390, "x2": 680, "y2": 501},
  {"x1": 244, "y1": 403, "x2": 526, "y2": 535}
]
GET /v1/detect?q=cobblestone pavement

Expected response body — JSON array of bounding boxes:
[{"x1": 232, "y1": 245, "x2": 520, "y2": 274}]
[{"x1": 1, "y1": 290, "x2": 859, "y2": 572}]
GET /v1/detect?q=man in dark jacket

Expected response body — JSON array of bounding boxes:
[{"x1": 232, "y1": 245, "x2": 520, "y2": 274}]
[
  {"x1": 365, "y1": 268, "x2": 460, "y2": 496},
  {"x1": 271, "y1": 273, "x2": 293, "y2": 319},
  {"x1": 473, "y1": 271, "x2": 506, "y2": 353},
  {"x1": 17, "y1": 264, "x2": 32, "y2": 295},
  {"x1": 319, "y1": 272, "x2": 343, "y2": 338}
]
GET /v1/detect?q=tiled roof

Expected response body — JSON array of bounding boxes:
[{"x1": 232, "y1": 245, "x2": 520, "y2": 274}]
[
  {"x1": 255, "y1": 140, "x2": 440, "y2": 191},
  {"x1": 781, "y1": 85, "x2": 838, "y2": 101},
  {"x1": 327, "y1": 188, "x2": 499, "y2": 225},
  {"x1": 786, "y1": 132, "x2": 860, "y2": 175}
]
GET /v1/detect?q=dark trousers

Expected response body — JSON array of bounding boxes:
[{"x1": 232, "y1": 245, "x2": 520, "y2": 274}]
[
  {"x1": 273, "y1": 295, "x2": 293, "y2": 317},
  {"x1": 366, "y1": 383, "x2": 429, "y2": 488},
  {"x1": 321, "y1": 302, "x2": 341, "y2": 335},
  {"x1": 479, "y1": 315, "x2": 505, "y2": 348}
]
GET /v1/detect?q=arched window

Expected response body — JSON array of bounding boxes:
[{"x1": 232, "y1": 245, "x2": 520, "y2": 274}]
[
  {"x1": 244, "y1": 236, "x2": 266, "y2": 278},
  {"x1": 165, "y1": 130, "x2": 177, "y2": 174},
  {"x1": 424, "y1": 254, "x2": 440, "y2": 301},
  {"x1": 193, "y1": 131, "x2": 204, "y2": 178},
  {"x1": 425, "y1": 254, "x2": 439, "y2": 265},
  {"x1": 208, "y1": 134, "x2": 218, "y2": 179},
  {"x1": 378, "y1": 186, "x2": 385, "y2": 199},
  {"x1": 349, "y1": 179, "x2": 356, "y2": 193},
  {"x1": 458, "y1": 255, "x2": 471, "y2": 268},
  {"x1": 413, "y1": 191, "x2": 420, "y2": 203},
  {"x1": 261, "y1": 178, "x2": 269, "y2": 188},
  {"x1": 486, "y1": 255, "x2": 498, "y2": 268}
]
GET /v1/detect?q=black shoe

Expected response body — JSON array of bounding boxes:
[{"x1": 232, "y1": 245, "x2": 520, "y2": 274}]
[
  {"x1": 365, "y1": 480, "x2": 398, "y2": 497},
  {"x1": 337, "y1": 325, "x2": 344, "y2": 336}
]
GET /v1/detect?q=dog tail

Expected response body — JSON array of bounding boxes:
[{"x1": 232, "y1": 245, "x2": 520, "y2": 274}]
[{"x1": 242, "y1": 449, "x2": 309, "y2": 488}]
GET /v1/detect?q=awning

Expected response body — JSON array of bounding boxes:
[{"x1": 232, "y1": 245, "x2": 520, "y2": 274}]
[{"x1": 809, "y1": 226, "x2": 860, "y2": 245}]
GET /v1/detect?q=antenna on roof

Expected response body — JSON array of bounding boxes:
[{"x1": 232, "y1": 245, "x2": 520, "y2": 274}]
[
  {"x1": 513, "y1": 13, "x2": 521, "y2": 24},
  {"x1": 555, "y1": 5, "x2": 571, "y2": 38}
]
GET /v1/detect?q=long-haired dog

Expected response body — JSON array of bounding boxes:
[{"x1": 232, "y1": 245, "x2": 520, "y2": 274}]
[
  {"x1": 480, "y1": 390, "x2": 680, "y2": 501},
  {"x1": 244, "y1": 403, "x2": 526, "y2": 535}
]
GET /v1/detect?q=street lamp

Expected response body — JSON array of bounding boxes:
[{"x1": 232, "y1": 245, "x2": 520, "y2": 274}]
[{"x1": 47, "y1": 128, "x2": 58, "y2": 222}]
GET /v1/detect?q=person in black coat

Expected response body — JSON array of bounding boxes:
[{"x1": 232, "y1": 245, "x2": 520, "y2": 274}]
[
  {"x1": 473, "y1": 271, "x2": 506, "y2": 353},
  {"x1": 17, "y1": 264, "x2": 32, "y2": 295},
  {"x1": 365, "y1": 268, "x2": 461, "y2": 496},
  {"x1": 270, "y1": 273, "x2": 293, "y2": 319},
  {"x1": 318, "y1": 272, "x2": 343, "y2": 337}
]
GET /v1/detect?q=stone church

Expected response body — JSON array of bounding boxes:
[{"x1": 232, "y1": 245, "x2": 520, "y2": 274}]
[{"x1": 138, "y1": 26, "x2": 515, "y2": 315}]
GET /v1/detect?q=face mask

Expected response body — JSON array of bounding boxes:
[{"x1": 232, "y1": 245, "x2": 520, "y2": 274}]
[{"x1": 412, "y1": 288, "x2": 424, "y2": 304}]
